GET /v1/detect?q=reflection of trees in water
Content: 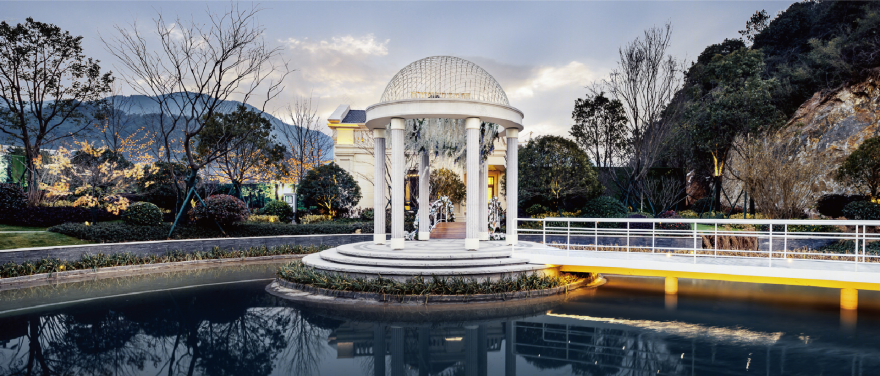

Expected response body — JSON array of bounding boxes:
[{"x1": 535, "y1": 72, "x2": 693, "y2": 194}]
[
  {"x1": 517, "y1": 323, "x2": 683, "y2": 376},
  {"x1": 278, "y1": 307, "x2": 335, "y2": 376},
  {"x1": 0, "y1": 286, "x2": 324, "y2": 376}
]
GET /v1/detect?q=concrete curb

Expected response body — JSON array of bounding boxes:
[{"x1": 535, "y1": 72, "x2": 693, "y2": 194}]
[
  {"x1": 0, "y1": 254, "x2": 306, "y2": 291},
  {"x1": 268, "y1": 274, "x2": 606, "y2": 305}
]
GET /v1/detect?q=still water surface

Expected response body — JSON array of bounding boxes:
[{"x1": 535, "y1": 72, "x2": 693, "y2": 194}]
[{"x1": 0, "y1": 262, "x2": 878, "y2": 375}]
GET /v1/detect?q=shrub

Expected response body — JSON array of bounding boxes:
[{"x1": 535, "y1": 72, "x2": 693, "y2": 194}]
[
  {"x1": 816, "y1": 194, "x2": 869, "y2": 218},
  {"x1": 122, "y1": 202, "x2": 163, "y2": 226},
  {"x1": 526, "y1": 204, "x2": 549, "y2": 217},
  {"x1": 581, "y1": 196, "x2": 627, "y2": 218},
  {"x1": 301, "y1": 214, "x2": 332, "y2": 224},
  {"x1": 837, "y1": 136, "x2": 880, "y2": 197},
  {"x1": 625, "y1": 213, "x2": 652, "y2": 229},
  {"x1": 261, "y1": 200, "x2": 294, "y2": 223},
  {"x1": 728, "y1": 212, "x2": 769, "y2": 220},
  {"x1": 656, "y1": 210, "x2": 690, "y2": 231},
  {"x1": 691, "y1": 197, "x2": 715, "y2": 214},
  {"x1": 517, "y1": 135, "x2": 603, "y2": 212},
  {"x1": 49, "y1": 221, "x2": 374, "y2": 243},
  {"x1": 249, "y1": 215, "x2": 280, "y2": 223},
  {"x1": 298, "y1": 162, "x2": 362, "y2": 218},
  {"x1": 358, "y1": 208, "x2": 374, "y2": 221},
  {"x1": 8, "y1": 206, "x2": 118, "y2": 227},
  {"x1": 0, "y1": 184, "x2": 26, "y2": 222},
  {"x1": 842, "y1": 201, "x2": 880, "y2": 220},
  {"x1": 190, "y1": 194, "x2": 249, "y2": 226}
]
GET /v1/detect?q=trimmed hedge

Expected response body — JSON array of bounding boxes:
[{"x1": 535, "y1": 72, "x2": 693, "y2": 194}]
[
  {"x1": 260, "y1": 200, "x2": 294, "y2": 223},
  {"x1": 190, "y1": 194, "x2": 249, "y2": 225},
  {"x1": 49, "y1": 221, "x2": 373, "y2": 243},
  {"x1": 0, "y1": 244, "x2": 326, "y2": 278},
  {"x1": 2, "y1": 206, "x2": 119, "y2": 227},
  {"x1": 581, "y1": 196, "x2": 627, "y2": 219},
  {"x1": 842, "y1": 201, "x2": 880, "y2": 220},
  {"x1": 0, "y1": 184, "x2": 26, "y2": 222},
  {"x1": 122, "y1": 202, "x2": 163, "y2": 226}
]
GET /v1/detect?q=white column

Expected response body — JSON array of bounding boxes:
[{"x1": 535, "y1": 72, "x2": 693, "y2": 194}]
[
  {"x1": 418, "y1": 151, "x2": 431, "y2": 240},
  {"x1": 373, "y1": 129, "x2": 386, "y2": 244},
  {"x1": 465, "y1": 117, "x2": 481, "y2": 251},
  {"x1": 506, "y1": 128, "x2": 519, "y2": 246},
  {"x1": 479, "y1": 160, "x2": 489, "y2": 241},
  {"x1": 390, "y1": 118, "x2": 406, "y2": 250}
]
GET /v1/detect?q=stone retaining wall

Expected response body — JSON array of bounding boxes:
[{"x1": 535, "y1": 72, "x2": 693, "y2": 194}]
[{"x1": 0, "y1": 234, "x2": 373, "y2": 264}]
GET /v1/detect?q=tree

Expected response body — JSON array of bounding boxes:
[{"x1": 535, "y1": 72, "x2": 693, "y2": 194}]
[
  {"x1": 0, "y1": 18, "x2": 113, "y2": 204},
  {"x1": 278, "y1": 96, "x2": 333, "y2": 186},
  {"x1": 595, "y1": 23, "x2": 685, "y2": 208},
  {"x1": 105, "y1": 3, "x2": 289, "y2": 218},
  {"x1": 93, "y1": 83, "x2": 148, "y2": 163},
  {"x1": 429, "y1": 168, "x2": 466, "y2": 204},
  {"x1": 518, "y1": 136, "x2": 602, "y2": 212},
  {"x1": 837, "y1": 136, "x2": 880, "y2": 197},
  {"x1": 738, "y1": 10, "x2": 771, "y2": 47},
  {"x1": 570, "y1": 91, "x2": 628, "y2": 168},
  {"x1": 198, "y1": 105, "x2": 285, "y2": 201},
  {"x1": 298, "y1": 162, "x2": 361, "y2": 218}
]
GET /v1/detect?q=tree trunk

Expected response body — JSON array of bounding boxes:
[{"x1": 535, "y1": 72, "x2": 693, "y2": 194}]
[
  {"x1": 714, "y1": 175, "x2": 722, "y2": 212},
  {"x1": 25, "y1": 149, "x2": 41, "y2": 206}
]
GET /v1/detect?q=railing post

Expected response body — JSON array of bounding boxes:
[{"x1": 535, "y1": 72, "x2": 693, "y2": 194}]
[
  {"x1": 567, "y1": 220, "x2": 571, "y2": 252},
  {"x1": 714, "y1": 223, "x2": 718, "y2": 258},
  {"x1": 542, "y1": 219, "x2": 546, "y2": 245},
  {"x1": 595, "y1": 221, "x2": 599, "y2": 252},
  {"x1": 627, "y1": 221, "x2": 631, "y2": 253},
  {"x1": 769, "y1": 224, "x2": 773, "y2": 260},
  {"x1": 855, "y1": 225, "x2": 860, "y2": 263},
  {"x1": 693, "y1": 222, "x2": 697, "y2": 262},
  {"x1": 652, "y1": 221, "x2": 656, "y2": 254},
  {"x1": 784, "y1": 224, "x2": 788, "y2": 260}
]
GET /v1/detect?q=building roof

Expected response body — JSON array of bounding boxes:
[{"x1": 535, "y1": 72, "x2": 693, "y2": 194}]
[
  {"x1": 341, "y1": 110, "x2": 366, "y2": 124},
  {"x1": 379, "y1": 56, "x2": 510, "y2": 106}
]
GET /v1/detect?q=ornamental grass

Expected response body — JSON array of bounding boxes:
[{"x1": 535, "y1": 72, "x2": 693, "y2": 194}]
[
  {"x1": 276, "y1": 261, "x2": 584, "y2": 296},
  {"x1": 0, "y1": 244, "x2": 327, "y2": 278}
]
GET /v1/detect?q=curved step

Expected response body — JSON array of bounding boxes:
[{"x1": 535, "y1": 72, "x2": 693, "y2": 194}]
[
  {"x1": 320, "y1": 249, "x2": 529, "y2": 268},
  {"x1": 302, "y1": 253, "x2": 549, "y2": 277},
  {"x1": 336, "y1": 247, "x2": 512, "y2": 260}
]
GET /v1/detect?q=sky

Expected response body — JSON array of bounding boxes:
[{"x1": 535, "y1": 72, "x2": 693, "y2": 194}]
[{"x1": 4, "y1": 1, "x2": 798, "y2": 139}]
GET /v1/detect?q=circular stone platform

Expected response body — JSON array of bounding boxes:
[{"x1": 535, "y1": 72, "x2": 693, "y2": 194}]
[{"x1": 301, "y1": 240, "x2": 557, "y2": 281}]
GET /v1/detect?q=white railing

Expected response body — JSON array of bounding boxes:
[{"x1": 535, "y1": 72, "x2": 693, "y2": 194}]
[{"x1": 516, "y1": 217, "x2": 880, "y2": 264}]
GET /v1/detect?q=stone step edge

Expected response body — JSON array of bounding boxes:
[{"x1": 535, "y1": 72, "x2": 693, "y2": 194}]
[
  {"x1": 319, "y1": 252, "x2": 530, "y2": 269},
  {"x1": 336, "y1": 249, "x2": 513, "y2": 260},
  {"x1": 302, "y1": 257, "x2": 548, "y2": 276}
]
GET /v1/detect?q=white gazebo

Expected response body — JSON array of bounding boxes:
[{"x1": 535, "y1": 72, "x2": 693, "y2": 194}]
[{"x1": 365, "y1": 56, "x2": 523, "y2": 251}]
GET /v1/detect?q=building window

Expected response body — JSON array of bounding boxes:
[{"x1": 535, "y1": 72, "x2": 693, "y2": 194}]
[{"x1": 488, "y1": 176, "x2": 495, "y2": 199}]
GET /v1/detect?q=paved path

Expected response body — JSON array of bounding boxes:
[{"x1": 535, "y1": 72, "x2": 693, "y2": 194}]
[
  {"x1": 430, "y1": 222, "x2": 465, "y2": 239},
  {"x1": 514, "y1": 246, "x2": 880, "y2": 289}
]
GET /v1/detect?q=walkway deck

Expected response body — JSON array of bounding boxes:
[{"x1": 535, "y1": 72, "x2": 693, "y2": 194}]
[
  {"x1": 430, "y1": 222, "x2": 465, "y2": 239},
  {"x1": 514, "y1": 247, "x2": 880, "y2": 291}
]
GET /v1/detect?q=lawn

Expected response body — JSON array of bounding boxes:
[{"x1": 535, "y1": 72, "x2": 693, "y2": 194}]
[
  {"x1": 0, "y1": 232, "x2": 93, "y2": 250},
  {"x1": 0, "y1": 224, "x2": 48, "y2": 231}
]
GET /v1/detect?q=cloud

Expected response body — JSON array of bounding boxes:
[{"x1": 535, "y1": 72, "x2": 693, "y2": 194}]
[
  {"x1": 508, "y1": 61, "x2": 596, "y2": 100},
  {"x1": 283, "y1": 34, "x2": 389, "y2": 56}
]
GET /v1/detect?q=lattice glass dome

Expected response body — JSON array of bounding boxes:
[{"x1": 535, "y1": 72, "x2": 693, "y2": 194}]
[{"x1": 380, "y1": 56, "x2": 510, "y2": 105}]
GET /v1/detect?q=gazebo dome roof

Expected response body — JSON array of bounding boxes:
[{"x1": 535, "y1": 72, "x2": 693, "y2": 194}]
[{"x1": 379, "y1": 56, "x2": 509, "y2": 106}]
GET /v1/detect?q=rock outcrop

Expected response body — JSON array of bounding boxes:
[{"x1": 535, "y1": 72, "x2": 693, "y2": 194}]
[{"x1": 783, "y1": 73, "x2": 880, "y2": 194}]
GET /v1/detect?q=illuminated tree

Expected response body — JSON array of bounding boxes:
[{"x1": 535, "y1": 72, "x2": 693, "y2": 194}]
[{"x1": 298, "y1": 162, "x2": 361, "y2": 218}]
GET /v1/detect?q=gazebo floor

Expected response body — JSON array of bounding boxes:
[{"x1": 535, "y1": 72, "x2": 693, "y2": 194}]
[{"x1": 430, "y1": 222, "x2": 466, "y2": 239}]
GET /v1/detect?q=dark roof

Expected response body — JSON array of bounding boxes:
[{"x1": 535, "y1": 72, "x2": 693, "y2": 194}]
[{"x1": 341, "y1": 110, "x2": 366, "y2": 124}]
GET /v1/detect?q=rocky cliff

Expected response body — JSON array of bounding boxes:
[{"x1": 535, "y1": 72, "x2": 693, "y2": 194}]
[{"x1": 783, "y1": 72, "x2": 880, "y2": 194}]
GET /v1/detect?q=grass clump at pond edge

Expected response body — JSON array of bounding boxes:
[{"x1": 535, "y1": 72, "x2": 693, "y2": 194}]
[
  {"x1": 0, "y1": 244, "x2": 327, "y2": 278},
  {"x1": 276, "y1": 260, "x2": 588, "y2": 296}
]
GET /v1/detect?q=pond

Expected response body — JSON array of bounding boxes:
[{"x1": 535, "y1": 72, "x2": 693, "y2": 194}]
[{"x1": 1, "y1": 262, "x2": 878, "y2": 375}]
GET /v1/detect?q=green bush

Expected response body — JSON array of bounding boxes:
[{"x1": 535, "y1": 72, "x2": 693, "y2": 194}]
[
  {"x1": 122, "y1": 202, "x2": 163, "y2": 226},
  {"x1": 842, "y1": 201, "x2": 880, "y2": 220},
  {"x1": 0, "y1": 244, "x2": 327, "y2": 278},
  {"x1": 299, "y1": 162, "x2": 362, "y2": 218},
  {"x1": 261, "y1": 200, "x2": 294, "y2": 223},
  {"x1": 301, "y1": 214, "x2": 332, "y2": 224},
  {"x1": 581, "y1": 196, "x2": 627, "y2": 218},
  {"x1": 0, "y1": 184, "x2": 26, "y2": 222},
  {"x1": 691, "y1": 197, "x2": 716, "y2": 214},
  {"x1": 190, "y1": 194, "x2": 249, "y2": 226},
  {"x1": 526, "y1": 204, "x2": 549, "y2": 217},
  {"x1": 249, "y1": 215, "x2": 280, "y2": 223},
  {"x1": 49, "y1": 221, "x2": 373, "y2": 243}
]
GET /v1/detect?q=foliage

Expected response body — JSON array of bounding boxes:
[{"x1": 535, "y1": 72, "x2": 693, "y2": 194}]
[
  {"x1": 358, "y1": 208, "x2": 374, "y2": 221},
  {"x1": 837, "y1": 136, "x2": 880, "y2": 197},
  {"x1": 842, "y1": 201, "x2": 880, "y2": 220},
  {"x1": 300, "y1": 214, "x2": 332, "y2": 225},
  {"x1": 819, "y1": 239, "x2": 880, "y2": 256},
  {"x1": 0, "y1": 183, "x2": 27, "y2": 221},
  {"x1": 298, "y1": 162, "x2": 362, "y2": 218},
  {"x1": 41, "y1": 141, "x2": 154, "y2": 215},
  {"x1": 691, "y1": 197, "x2": 716, "y2": 214},
  {"x1": 526, "y1": 204, "x2": 549, "y2": 217},
  {"x1": 0, "y1": 244, "x2": 326, "y2": 279},
  {"x1": 276, "y1": 261, "x2": 582, "y2": 296},
  {"x1": 518, "y1": 136, "x2": 602, "y2": 212},
  {"x1": 656, "y1": 210, "x2": 691, "y2": 231},
  {"x1": 260, "y1": 200, "x2": 294, "y2": 223},
  {"x1": 581, "y1": 196, "x2": 627, "y2": 219},
  {"x1": 0, "y1": 17, "x2": 113, "y2": 204},
  {"x1": 49, "y1": 221, "x2": 373, "y2": 243},
  {"x1": 0, "y1": 231, "x2": 93, "y2": 250},
  {"x1": 2, "y1": 206, "x2": 118, "y2": 227},
  {"x1": 137, "y1": 161, "x2": 188, "y2": 209},
  {"x1": 248, "y1": 215, "x2": 280, "y2": 223},
  {"x1": 625, "y1": 214, "x2": 652, "y2": 230},
  {"x1": 429, "y1": 168, "x2": 466, "y2": 203},
  {"x1": 189, "y1": 194, "x2": 249, "y2": 226},
  {"x1": 728, "y1": 212, "x2": 768, "y2": 220},
  {"x1": 817, "y1": 194, "x2": 869, "y2": 218},
  {"x1": 121, "y1": 202, "x2": 162, "y2": 226},
  {"x1": 570, "y1": 92, "x2": 628, "y2": 168}
]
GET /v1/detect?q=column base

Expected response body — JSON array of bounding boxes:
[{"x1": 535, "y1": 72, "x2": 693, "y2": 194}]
[
  {"x1": 506, "y1": 233, "x2": 518, "y2": 246},
  {"x1": 665, "y1": 277, "x2": 679, "y2": 295},
  {"x1": 374, "y1": 233, "x2": 386, "y2": 244},
  {"x1": 465, "y1": 238, "x2": 480, "y2": 251},
  {"x1": 479, "y1": 232, "x2": 489, "y2": 241},
  {"x1": 418, "y1": 232, "x2": 431, "y2": 241},
  {"x1": 390, "y1": 238, "x2": 405, "y2": 250}
]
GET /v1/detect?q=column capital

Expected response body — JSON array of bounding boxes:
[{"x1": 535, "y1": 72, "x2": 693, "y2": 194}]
[
  {"x1": 465, "y1": 117, "x2": 481, "y2": 130},
  {"x1": 390, "y1": 117, "x2": 406, "y2": 130},
  {"x1": 506, "y1": 128, "x2": 519, "y2": 138},
  {"x1": 373, "y1": 128, "x2": 386, "y2": 138}
]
